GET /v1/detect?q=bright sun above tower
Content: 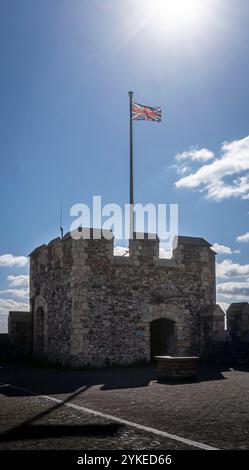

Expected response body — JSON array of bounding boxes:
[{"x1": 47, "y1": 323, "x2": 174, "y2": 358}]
[{"x1": 142, "y1": 0, "x2": 215, "y2": 34}]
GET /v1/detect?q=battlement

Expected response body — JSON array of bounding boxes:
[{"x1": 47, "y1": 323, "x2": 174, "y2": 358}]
[{"x1": 29, "y1": 228, "x2": 215, "y2": 268}]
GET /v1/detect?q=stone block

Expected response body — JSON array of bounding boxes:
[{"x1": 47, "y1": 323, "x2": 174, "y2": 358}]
[{"x1": 155, "y1": 356, "x2": 199, "y2": 380}]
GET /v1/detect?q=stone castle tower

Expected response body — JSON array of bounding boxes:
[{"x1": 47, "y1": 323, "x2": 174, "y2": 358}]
[{"x1": 28, "y1": 229, "x2": 224, "y2": 368}]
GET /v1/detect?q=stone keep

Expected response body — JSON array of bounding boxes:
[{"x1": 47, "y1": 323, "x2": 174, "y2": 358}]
[{"x1": 29, "y1": 230, "x2": 224, "y2": 368}]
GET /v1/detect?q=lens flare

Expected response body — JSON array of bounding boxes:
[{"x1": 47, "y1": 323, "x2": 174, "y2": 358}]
[{"x1": 143, "y1": 0, "x2": 212, "y2": 33}]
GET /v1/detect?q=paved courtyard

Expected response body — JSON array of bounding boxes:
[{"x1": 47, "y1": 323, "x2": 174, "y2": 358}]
[{"x1": 0, "y1": 362, "x2": 249, "y2": 450}]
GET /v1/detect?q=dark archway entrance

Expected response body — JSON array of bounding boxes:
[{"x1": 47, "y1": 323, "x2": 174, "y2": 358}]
[
  {"x1": 35, "y1": 307, "x2": 45, "y2": 355},
  {"x1": 150, "y1": 318, "x2": 176, "y2": 359}
]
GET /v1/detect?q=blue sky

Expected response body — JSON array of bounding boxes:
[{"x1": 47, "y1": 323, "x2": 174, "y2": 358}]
[{"x1": 0, "y1": 0, "x2": 249, "y2": 329}]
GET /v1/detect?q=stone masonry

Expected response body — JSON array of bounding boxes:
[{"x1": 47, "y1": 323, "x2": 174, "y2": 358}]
[
  {"x1": 207, "y1": 302, "x2": 249, "y2": 364},
  {"x1": 227, "y1": 303, "x2": 249, "y2": 340},
  {"x1": 26, "y1": 229, "x2": 224, "y2": 368}
]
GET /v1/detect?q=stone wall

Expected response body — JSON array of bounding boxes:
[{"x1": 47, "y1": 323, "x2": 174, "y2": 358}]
[
  {"x1": 205, "y1": 303, "x2": 249, "y2": 364},
  {"x1": 0, "y1": 334, "x2": 11, "y2": 360},
  {"x1": 30, "y1": 236, "x2": 73, "y2": 365},
  {"x1": 8, "y1": 311, "x2": 32, "y2": 358},
  {"x1": 200, "y1": 305, "x2": 226, "y2": 359},
  {"x1": 227, "y1": 303, "x2": 249, "y2": 340},
  {"x1": 29, "y1": 229, "x2": 224, "y2": 368}
]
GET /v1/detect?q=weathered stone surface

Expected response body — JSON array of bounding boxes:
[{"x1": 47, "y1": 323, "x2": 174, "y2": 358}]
[
  {"x1": 227, "y1": 303, "x2": 249, "y2": 339},
  {"x1": 8, "y1": 311, "x2": 32, "y2": 357},
  {"x1": 207, "y1": 302, "x2": 249, "y2": 364},
  {"x1": 155, "y1": 356, "x2": 199, "y2": 380},
  {"x1": 25, "y1": 229, "x2": 224, "y2": 368}
]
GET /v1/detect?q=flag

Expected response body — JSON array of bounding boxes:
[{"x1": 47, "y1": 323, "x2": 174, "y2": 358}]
[{"x1": 132, "y1": 101, "x2": 162, "y2": 122}]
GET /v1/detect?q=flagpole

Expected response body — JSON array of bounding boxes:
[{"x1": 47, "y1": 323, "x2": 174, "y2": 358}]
[
  {"x1": 128, "y1": 90, "x2": 134, "y2": 238},
  {"x1": 60, "y1": 200, "x2": 64, "y2": 238}
]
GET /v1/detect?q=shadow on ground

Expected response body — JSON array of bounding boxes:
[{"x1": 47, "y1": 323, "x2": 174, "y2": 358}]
[
  {"x1": 1, "y1": 362, "x2": 249, "y2": 449},
  {"x1": 0, "y1": 362, "x2": 249, "y2": 396},
  {"x1": 0, "y1": 423, "x2": 123, "y2": 442}
]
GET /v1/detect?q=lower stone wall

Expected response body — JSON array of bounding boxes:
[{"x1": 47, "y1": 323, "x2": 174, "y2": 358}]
[
  {"x1": 200, "y1": 306, "x2": 225, "y2": 358},
  {"x1": 8, "y1": 311, "x2": 32, "y2": 358},
  {"x1": 0, "y1": 334, "x2": 12, "y2": 360},
  {"x1": 208, "y1": 341, "x2": 249, "y2": 364},
  {"x1": 155, "y1": 356, "x2": 199, "y2": 380},
  {"x1": 205, "y1": 303, "x2": 249, "y2": 364}
]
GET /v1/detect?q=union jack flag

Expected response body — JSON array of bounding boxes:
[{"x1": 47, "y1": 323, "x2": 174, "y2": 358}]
[{"x1": 132, "y1": 101, "x2": 162, "y2": 122}]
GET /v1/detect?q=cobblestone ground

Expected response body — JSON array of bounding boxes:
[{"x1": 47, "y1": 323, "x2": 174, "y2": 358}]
[{"x1": 0, "y1": 362, "x2": 249, "y2": 450}]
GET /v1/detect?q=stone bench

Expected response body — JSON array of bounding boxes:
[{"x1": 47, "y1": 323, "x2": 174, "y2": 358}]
[{"x1": 154, "y1": 356, "x2": 199, "y2": 380}]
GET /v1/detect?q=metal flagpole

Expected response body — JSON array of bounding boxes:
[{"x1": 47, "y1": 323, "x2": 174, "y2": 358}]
[
  {"x1": 128, "y1": 90, "x2": 134, "y2": 238},
  {"x1": 60, "y1": 200, "x2": 64, "y2": 238}
]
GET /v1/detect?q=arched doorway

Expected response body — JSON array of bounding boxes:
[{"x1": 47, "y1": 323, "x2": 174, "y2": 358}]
[
  {"x1": 150, "y1": 318, "x2": 176, "y2": 359},
  {"x1": 34, "y1": 307, "x2": 45, "y2": 355}
]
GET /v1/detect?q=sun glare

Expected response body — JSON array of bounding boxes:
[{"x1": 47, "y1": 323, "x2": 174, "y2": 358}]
[{"x1": 143, "y1": 0, "x2": 211, "y2": 33}]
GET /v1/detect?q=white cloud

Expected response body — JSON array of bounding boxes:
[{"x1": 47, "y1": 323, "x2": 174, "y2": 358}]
[
  {"x1": 212, "y1": 243, "x2": 240, "y2": 255},
  {"x1": 0, "y1": 289, "x2": 29, "y2": 300},
  {"x1": 176, "y1": 165, "x2": 191, "y2": 176},
  {"x1": 175, "y1": 147, "x2": 214, "y2": 162},
  {"x1": 217, "y1": 259, "x2": 249, "y2": 278},
  {"x1": 0, "y1": 298, "x2": 29, "y2": 317},
  {"x1": 236, "y1": 232, "x2": 249, "y2": 243},
  {"x1": 0, "y1": 298, "x2": 29, "y2": 333},
  {"x1": 7, "y1": 275, "x2": 29, "y2": 287},
  {"x1": 0, "y1": 254, "x2": 28, "y2": 267},
  {"x1": 217, "y1": 280, "x2": 249, "y2": 302},
  {"x1": 175, "y1": 135, "x2": 249, "y2": 201},
  {"x1": 217, "y1": 280, "x2": 249, "y2": 299}
]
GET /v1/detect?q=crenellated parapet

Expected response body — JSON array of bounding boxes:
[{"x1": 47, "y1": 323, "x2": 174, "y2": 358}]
[
  {"x1": 227, "y1": 303, "x2": 249, "y2": 340},
  {"x1": 29, "y1": 230, "x2": 215, "y2": 270}
]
